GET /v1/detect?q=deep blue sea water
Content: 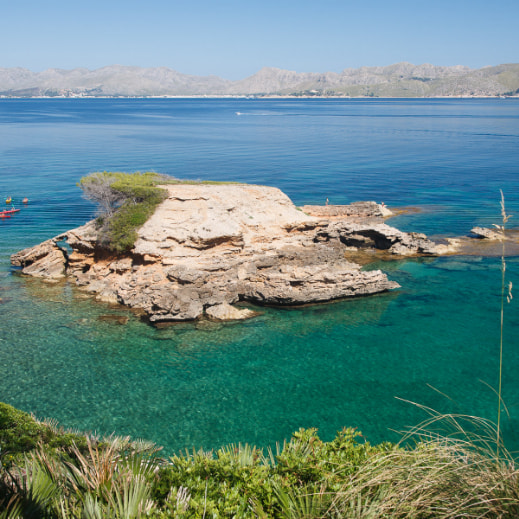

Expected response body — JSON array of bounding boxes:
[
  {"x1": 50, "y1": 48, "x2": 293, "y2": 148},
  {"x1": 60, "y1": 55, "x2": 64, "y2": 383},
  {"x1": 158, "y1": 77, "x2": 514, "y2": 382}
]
[{"x1": 0, "y1": 98, "x2": 518, "y2": 454}]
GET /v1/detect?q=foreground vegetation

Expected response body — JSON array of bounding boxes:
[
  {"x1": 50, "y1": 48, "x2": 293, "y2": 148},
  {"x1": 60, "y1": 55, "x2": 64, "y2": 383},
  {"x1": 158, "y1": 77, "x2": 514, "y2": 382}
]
[{"x1": 2, "y1": 402, "x2": 519, "y2": 518}]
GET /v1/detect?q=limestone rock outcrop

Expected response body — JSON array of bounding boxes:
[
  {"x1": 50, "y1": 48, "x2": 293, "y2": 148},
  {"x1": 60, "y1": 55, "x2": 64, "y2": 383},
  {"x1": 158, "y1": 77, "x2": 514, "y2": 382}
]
[
  {"x1": 10, "y1": 238, "x2": 67, "y2": 280},
  {"x1": 11, "y1": 184, "x2": 445, "y2": 322},
  {"x1": 301, "y1": 201, "x2": 393, "y2": 219}
]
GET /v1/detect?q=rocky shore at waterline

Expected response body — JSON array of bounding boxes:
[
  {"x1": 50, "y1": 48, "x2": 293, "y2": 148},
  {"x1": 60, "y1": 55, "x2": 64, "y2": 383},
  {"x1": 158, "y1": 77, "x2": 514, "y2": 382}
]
[{"x1": 11, "y1": 184, "x2": 455, "y2": 323}]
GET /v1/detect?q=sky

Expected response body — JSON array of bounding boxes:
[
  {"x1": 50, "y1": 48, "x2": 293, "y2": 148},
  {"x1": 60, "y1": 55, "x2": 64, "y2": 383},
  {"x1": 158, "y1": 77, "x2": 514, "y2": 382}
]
[{"x1": 1, "y1": 0, "x2": 518, "y2": 79}]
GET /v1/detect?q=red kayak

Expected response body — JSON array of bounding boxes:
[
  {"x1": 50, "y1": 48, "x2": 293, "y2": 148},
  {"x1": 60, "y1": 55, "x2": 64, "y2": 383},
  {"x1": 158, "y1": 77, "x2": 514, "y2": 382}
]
[{"x1": 0, "y1": 208, "x2": 20, "y2": 217}]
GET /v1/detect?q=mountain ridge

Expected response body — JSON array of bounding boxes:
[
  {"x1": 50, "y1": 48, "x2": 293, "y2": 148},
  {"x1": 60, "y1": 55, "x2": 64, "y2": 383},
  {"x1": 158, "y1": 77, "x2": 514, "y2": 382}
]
[{"x1": 1, "y1": 62, "x2": 518, "y2": 97}]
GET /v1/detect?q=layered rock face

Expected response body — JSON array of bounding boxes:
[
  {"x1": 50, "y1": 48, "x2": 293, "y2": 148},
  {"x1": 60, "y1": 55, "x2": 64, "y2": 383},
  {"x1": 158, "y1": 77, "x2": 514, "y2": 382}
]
[{"x1": 11, "y1": 184, "x2": 445, "y2": 322}]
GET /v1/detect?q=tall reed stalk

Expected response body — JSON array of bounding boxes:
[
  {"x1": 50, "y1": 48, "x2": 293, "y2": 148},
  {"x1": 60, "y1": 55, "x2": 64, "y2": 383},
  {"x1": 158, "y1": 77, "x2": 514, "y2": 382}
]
[{"x1": 495, "y1": 190, "x2": 512, "y2": 457}]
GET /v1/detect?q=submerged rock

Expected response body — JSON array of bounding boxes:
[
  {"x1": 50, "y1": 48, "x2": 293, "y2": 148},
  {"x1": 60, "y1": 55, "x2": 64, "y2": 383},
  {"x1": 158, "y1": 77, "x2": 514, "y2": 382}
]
[
  {"x1": 205, "y1": 302, "x2": 259, "y2": 321},
  {"x1": 98, "y1": 314, "x2": 129, "y2": 325},
  {"x1": 11, "y1": 184, "x2": 446, "y2": 322}
]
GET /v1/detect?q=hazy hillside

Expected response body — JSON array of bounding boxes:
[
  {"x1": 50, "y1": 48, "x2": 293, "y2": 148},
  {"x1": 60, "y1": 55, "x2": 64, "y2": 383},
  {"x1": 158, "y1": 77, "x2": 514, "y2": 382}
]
[{"x1": 1, "y1": 62, "x2": 518, "y2": 97}]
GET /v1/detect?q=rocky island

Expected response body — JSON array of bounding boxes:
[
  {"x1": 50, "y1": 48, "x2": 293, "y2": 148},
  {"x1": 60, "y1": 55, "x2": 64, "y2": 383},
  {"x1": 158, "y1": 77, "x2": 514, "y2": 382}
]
[{"x1": 11, "y1": 183, "x2": 452, "y2": 323}]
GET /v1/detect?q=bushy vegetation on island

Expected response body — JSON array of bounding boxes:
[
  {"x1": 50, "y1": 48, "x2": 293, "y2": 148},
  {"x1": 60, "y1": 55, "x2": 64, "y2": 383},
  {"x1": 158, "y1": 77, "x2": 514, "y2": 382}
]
[{"x1": 2, "y1": 401, "x2": 519, "y2": 518}]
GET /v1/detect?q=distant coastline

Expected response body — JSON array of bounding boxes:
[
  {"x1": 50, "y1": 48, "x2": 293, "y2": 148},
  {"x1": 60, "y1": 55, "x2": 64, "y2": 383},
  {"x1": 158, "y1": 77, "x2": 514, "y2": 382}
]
[
  {"x1": 1, "y1": 62, "x2": 518, "y2": 98},
  {"x1": 1, "y1": 95, "x2": 518, "y2": 100}
]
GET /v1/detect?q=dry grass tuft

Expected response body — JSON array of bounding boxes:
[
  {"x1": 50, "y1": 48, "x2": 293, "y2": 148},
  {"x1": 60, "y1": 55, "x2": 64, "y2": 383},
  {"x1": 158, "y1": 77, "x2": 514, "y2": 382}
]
[{"x1": 329, "y1": 422, "x2": 519, "y2": 518}]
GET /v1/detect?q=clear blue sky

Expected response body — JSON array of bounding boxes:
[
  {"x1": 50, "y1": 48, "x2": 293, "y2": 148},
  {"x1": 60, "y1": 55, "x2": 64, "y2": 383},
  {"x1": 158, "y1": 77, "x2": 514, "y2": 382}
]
[{"x1": 2, "y1": 0, "x2": 518, "y2": 79}]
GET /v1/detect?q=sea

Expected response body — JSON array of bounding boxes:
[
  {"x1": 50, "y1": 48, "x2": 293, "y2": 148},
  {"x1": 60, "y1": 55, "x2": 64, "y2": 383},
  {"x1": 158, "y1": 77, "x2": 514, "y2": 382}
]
[{"x1": 0, "y1": 98, "x2": 518, "y2": 454}]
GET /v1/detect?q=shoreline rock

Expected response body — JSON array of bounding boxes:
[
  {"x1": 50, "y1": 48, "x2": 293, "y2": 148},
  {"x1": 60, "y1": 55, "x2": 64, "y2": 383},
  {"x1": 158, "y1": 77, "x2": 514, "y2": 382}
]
[
  {"x1": 300, "y1": 201, "x2": 393, "y2": 219},
  {"x1": 470, "y1": 226, "x2": 507, "y2": 241},
  {"x1": 11, "y1": 184, "x2": 449, "y2": 323}
]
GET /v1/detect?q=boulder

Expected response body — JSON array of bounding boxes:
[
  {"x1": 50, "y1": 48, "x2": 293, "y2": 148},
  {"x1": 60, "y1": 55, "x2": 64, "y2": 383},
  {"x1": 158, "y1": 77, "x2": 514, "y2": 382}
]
[
  {"x1": 11, "y1": 239, "x2": 67, "y2": 279},
  {"x1": 470, "y1": 227, "x2": 506, "y2": 241},
  {"x1": 205, "y1": 303, "x2": 259, "y2": 321}
]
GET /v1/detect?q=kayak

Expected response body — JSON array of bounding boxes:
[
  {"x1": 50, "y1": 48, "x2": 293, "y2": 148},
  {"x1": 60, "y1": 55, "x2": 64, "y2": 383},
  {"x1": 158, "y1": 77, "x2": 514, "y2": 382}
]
[{"x1": 0, "y1": 208, "x2": 20, "y2": 216}]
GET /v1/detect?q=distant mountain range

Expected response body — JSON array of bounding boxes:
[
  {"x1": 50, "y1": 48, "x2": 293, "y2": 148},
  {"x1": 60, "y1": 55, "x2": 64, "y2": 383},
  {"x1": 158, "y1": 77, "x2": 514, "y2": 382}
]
[{"x1": 1, "y1": 63, "x2": 518, "y2": 98}]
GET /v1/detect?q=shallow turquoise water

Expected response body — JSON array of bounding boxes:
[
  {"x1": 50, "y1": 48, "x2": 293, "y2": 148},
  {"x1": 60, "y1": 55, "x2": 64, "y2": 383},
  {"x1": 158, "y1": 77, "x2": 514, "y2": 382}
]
[{"x1": 0, "y1": 98, "x2": 518, "y2": 454}]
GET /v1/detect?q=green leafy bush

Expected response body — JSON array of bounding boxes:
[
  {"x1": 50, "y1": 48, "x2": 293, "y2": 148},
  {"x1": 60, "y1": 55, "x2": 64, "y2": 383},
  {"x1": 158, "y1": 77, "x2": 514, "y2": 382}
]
[
  {"x1": 0, "y1": 402, "x2": 87, "y2": 468},
  {"x1": 149, "y1": 428, "x2": 391, "y2": 518},
  {"x1": 105, "y1": 182, "x2": 167, "y2": 254}
]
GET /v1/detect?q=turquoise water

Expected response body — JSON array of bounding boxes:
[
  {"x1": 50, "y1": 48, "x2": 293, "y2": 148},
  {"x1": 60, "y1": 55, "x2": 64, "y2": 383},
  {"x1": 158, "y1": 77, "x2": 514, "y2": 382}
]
[{"x1": 0, "y1": 98, "x2": 518, "y2": 453}]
